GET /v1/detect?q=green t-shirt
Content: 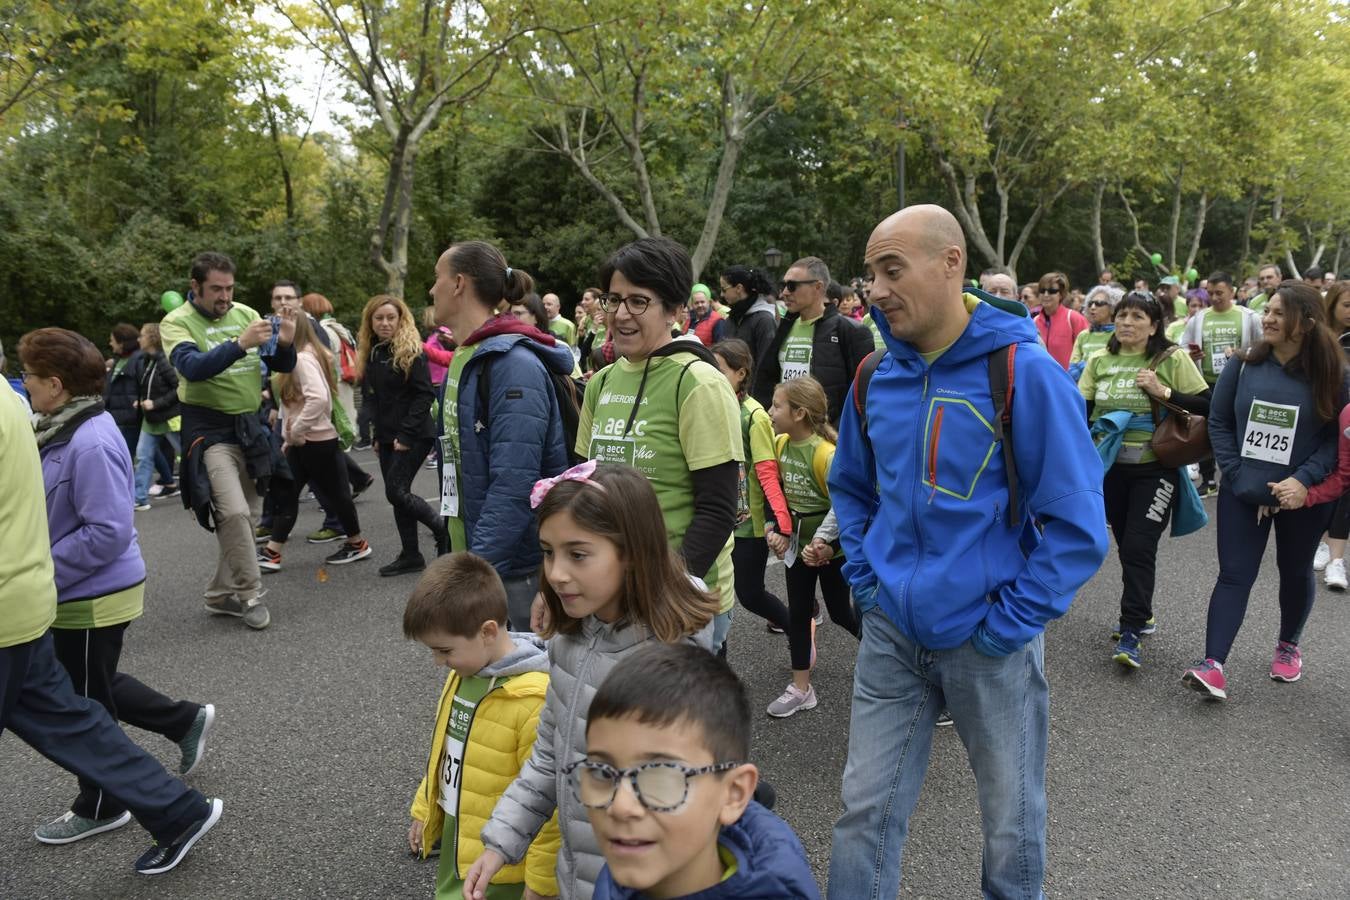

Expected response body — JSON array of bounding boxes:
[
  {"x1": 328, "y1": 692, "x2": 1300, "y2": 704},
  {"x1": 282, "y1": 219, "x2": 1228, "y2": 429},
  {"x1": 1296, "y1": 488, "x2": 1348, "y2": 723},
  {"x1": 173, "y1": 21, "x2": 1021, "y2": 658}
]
[
  {"x1": 0, "y1": 389, "x2": 57, "y2": 648},
  {"x1": 778, "y1": 316, "x2": 818, "y2": 382},
  {"x1": 1079, "y1": 348, "x2": 1208, "y2": 463},
  {"x1": 776, "y1": 433, "x2": 836, "y2": 550},
  {"x1": 440, "y1": 344, "x2": 478, "y2": 553},
  {"x1": 1165, "y1": 319, "x2": 1187, "y2": 344},
  {"x1": 865, "y1": 315, "x2": 886, "y2": 351},
  {"x1": 436, "y1": 675, "x2": 513, "y2": 900},
  {"x1": 52, "y1": 582, "x2": 144, "y2": 630},
  {"x1": 1174, "y1": 296, "x2": 1188, "y2": 320},
  {"x1": 1199, "y1": 307, "x2": 1244, "y2": 382},
  {"x1": 578, "y1": 352, "x2": 743, "y2": 612},
  {"x1": 1248, "y1": 292, "x2": 1269, "y2": 313},
  {"x1": 159, "y1": 301, "x2": 266, "y2": 415},
  {"x1": 548, "y1": 317, "x2": 577, "y2": 347},
  {"x1": 1070, "y1": 329, "x2": 1112, "y2": 365},
  {"x1": 735, "y1": 397, "x2": 776, "y2": 539}
]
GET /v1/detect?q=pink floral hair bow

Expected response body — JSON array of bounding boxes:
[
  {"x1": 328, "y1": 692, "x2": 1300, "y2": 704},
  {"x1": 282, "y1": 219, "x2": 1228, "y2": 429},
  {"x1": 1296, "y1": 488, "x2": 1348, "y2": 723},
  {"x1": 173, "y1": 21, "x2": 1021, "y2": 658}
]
[{"x1": 530, "y1": 459, "x2": 607, "y2": 509}]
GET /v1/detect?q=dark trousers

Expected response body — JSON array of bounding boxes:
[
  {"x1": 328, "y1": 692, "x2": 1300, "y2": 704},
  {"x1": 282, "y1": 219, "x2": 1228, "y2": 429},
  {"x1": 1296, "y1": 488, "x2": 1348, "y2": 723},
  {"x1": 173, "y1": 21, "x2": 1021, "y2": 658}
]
[
  {"x1": 378, "y1": 438, "x2": 444, "y2": 558},
  {"x1": 784, "y1": 554, "x2": 859, "y2": 671},
  {"x1": 356, "y1": 393, "x2": 374, "y2": 443},
  {"x1": 272, "y1": 439, "x2": 362, "y2": 544},
  {"x1": 0, "y1": 632, "x2": 206, "y2": 843},
  {"x1": 1205, "y1": 484, "x2": 1330, "y2": 663},
  {"x1": 1199, "y1": 457, "x2": 1217, "y2": 485},
  {"x1": 154, "y1": 437, "x2": 177, "y2": 485},
  {"x1": 51, "y1": 623, "x2": 200, "y2": 820},
  {"x1": 1327, "y1": 494, "x2": 1350, "y2": 541},
  {"x1": 732, "y1": 536, "x2": 789, "y2": 630},
  {"x1": 1103, "y1": 461, "x2": 1178, "y2": 630}
]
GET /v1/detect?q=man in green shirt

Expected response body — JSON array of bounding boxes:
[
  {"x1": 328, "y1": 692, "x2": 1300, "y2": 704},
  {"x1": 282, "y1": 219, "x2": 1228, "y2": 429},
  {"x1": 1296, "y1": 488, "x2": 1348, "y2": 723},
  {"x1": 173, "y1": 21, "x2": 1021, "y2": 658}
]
[
  {"x1": 1180, "y1": 270, "x2": 1260, "y2": 495},
  {"x1": 542, "y1": 293, "x2": 576, "y2": 346},
  {"x1": 160, "y1": 252, "x2": 297, "y2": 630},
  {"x1": 1248, "y1": 263, "x2": 1282, "y2": 312}
]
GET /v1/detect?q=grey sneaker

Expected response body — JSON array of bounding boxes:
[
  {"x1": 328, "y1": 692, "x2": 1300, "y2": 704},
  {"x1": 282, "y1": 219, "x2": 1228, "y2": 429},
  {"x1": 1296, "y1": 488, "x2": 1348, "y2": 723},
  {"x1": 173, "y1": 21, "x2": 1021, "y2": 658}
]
[
  {"x1": 242, "y1": 599, "x2": 270, "y2": 630},
  {"x1": 35, "y1": 810, "x2": 132, "y2": 845},
  {"x1": 204, "y1": 596, "x2": 245, "y2": 617},
  {"x1": 766, "y1": 684, "x2": 817, "y2": 718},
  {"x1": 178, "y1": 704, "x2": 216, "y2": 775}
]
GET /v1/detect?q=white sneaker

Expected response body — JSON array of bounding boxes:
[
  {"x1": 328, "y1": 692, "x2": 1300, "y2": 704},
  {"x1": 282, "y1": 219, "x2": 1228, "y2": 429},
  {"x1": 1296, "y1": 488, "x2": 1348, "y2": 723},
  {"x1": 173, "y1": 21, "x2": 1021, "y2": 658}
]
[
  {"x1": 1314, "y1": 542, "x2": 1331, "y2": 572},
  {"x1": 1325, "y1": 558, "x2": 1347, "y2": 591},
  {"x1": 1186, "y1": 463, "x2": 1201, "y2": 483},
  {"x1": 766, "y1": 684, "x2": 818, "y2": 718}
]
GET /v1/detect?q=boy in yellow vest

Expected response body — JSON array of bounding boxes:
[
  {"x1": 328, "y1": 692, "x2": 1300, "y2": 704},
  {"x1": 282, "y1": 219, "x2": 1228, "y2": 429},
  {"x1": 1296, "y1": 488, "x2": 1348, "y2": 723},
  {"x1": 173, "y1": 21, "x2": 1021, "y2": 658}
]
[{"x1": 404, "y1": 553, "x2": 560, "y2": 899}]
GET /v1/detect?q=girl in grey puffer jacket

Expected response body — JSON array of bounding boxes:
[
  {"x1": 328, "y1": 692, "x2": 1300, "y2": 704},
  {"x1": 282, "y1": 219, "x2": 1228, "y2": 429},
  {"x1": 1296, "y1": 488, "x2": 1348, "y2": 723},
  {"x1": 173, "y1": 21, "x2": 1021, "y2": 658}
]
[{"x1": 466, "y1": 463, "x2": 718, "y2": 900}]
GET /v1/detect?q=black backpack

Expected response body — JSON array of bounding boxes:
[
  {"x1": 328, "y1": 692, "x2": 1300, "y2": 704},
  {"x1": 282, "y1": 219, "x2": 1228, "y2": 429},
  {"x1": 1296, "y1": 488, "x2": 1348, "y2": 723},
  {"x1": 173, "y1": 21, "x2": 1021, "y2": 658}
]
[
  {"x1": 852, "y1": 343, "x2": 1021, "y2": 528},
  {"x1": 475, "y1": 352, "x2": 587, "y2": 465}
]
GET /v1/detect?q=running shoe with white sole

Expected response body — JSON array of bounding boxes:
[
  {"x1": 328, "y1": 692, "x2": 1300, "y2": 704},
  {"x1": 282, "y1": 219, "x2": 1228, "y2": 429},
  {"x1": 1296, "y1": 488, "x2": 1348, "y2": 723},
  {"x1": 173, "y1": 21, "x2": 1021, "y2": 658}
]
[
  {"x1": 134, "y1": 798, "x2": 223, "y2": 875},
  {"x1": 35, "y1": 810, "x2": 132, "y2": 845}
]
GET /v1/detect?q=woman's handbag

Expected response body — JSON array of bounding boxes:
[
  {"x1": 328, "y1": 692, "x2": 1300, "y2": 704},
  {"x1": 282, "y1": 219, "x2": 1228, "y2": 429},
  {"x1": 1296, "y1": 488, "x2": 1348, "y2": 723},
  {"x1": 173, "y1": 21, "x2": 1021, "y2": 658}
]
[{"x1": 1148, "y1": 347, "x2": 1211, "y2": 466}]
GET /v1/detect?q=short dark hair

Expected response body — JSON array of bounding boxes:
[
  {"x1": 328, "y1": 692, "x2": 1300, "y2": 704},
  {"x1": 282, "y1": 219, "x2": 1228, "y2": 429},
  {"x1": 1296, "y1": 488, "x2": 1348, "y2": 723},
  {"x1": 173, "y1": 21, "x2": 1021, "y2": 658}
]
[
  {"x1": 402, "y1": 553, "x2": 508, "y2": 639},
  {"x1": 111, "y1": 322, "x2": 140, "y2": 355},
  {"x1": 599, "y1": 237, "x2": 694, "y2": 313},
  {"x1": 513, "y1": 292, "x2": 549, "y2": 326},
  {"x1": 190, "y1": 251, "x2": 235, "y2": 285},
  {"x1": 271, "y1": 279, "x2": 301, "y2": 296},
  {"x1": 1107, "y1": 291, "x2": 1171, "y2": 358},
  {"x1": 18, "y1": 327, "x2": 107, "y2": 397},
  {"x1": 1304, "y1": 265, "x2": 1326, "y2": 281},
  {"x1": 587, "y1": 643, "x2": 750, "y2": 762},
  {"x1": 1208, "y1": 271, "x2": 1233, "y2": 288}
]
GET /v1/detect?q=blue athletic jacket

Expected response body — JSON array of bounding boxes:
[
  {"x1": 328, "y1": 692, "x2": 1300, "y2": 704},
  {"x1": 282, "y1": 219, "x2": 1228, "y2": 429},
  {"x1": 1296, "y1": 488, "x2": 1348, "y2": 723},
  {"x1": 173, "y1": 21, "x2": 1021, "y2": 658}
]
[
  {"x1": 592, "y1": 801, "x2": 821, "y2": 899},
  {"x1": 829, "y1": 296, "x2": 1108, "y2": 653}
]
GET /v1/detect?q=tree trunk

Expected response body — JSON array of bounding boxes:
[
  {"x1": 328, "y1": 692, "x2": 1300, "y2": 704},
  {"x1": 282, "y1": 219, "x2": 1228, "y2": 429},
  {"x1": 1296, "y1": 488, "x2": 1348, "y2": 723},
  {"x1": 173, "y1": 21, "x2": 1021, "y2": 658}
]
[
  {"x1": 931, "y1": 144, "x2": 1001, "y2": 272},
  {"x1": 1240, "y1": 186, "x2": 1260, "y2": 266},
  {"x1": 1090, "y1": 181, "x2": 1105, "y2": 274},
  {"x1": 1333, "y1": 233, "x2": 1345, "y2": 276},
  {"x1": 371, "y1": 130, "x2": 414, "y2": 297},
  {"x1": 690, "y1": 133, "x2": 745, "y2": 280},
  {"x1": 1183, "y1": 192, "x2": 1208, "y2": 276},
  {"x1": 1167, "y1": 167, "x2": 1183, "y2": 269}
]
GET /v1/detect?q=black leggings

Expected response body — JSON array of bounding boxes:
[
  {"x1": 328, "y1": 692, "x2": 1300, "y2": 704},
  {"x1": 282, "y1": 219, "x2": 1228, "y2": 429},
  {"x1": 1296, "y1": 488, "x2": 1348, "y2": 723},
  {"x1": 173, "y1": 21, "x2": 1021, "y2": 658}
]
[
  {"x1": 732, "y1": 537, "x2": 789, "y2": 630},
  {"x1": 784, "y1": 555, "x2": 859, "y2": 671},
  {"x1": 1204, "y1": 484, "x2": 1330, "y2": 663},
  {"x1": 1327, "y1": 493, "x2": 1350, "y2": 541},
  {"x1": 272, "y1": 439, "x2": 361, "y2": 544},
  {"x1": 51, "y1": 624, "x2": 200, "y2": 820},
  {"x1": 1103, "y1": 461, "x2": 1178, "y2": 630},
  {"x1": 378, "y1": 438, "x2": 444, "y2": 557}
]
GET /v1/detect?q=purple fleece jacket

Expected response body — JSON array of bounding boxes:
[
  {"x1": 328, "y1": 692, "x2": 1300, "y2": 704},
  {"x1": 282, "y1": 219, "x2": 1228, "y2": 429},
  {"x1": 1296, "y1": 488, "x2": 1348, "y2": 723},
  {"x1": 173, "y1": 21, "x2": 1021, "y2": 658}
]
[{"x1": 39, "y1": 410, "x2": 146, "y2": 602}]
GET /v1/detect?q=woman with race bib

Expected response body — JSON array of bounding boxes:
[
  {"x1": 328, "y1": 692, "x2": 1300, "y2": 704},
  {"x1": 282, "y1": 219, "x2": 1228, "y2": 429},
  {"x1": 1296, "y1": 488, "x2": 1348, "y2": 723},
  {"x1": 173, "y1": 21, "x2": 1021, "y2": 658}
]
[
  {"x1": 1080, "y1": 292, "x2": 1210, "y2": 670},
  {"x1": 575, "y1": 237, "x2": 743, "y2": 655},
  {"x1": 1183, "y1": 281, "x2": 1344, "y2": 701}
]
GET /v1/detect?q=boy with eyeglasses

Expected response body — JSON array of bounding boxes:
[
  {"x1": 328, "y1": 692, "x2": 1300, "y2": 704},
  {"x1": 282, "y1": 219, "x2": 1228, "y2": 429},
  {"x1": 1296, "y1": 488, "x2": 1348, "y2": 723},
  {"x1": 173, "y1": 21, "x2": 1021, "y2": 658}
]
[{"x1": 576, "y1": 643, "x2": 820, "y2": 900}]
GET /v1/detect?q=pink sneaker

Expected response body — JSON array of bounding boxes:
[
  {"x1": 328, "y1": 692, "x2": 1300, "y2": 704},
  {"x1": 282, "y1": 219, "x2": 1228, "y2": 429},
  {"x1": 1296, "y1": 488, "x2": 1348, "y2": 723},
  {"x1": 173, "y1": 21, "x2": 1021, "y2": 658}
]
[
  {"x1": 1182, "y1": 658, "x2": 1228, "y2": 700},
  {"x1": 1270, "y1": 641, "x2": 1302, "y2": 682}
]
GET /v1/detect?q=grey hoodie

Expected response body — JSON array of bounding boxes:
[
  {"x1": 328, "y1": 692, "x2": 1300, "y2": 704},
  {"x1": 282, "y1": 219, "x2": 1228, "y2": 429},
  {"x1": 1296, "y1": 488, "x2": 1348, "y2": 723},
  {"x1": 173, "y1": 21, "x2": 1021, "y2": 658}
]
[{"x1": 480, "y1": 616, "x2": 714, "y2": 900}]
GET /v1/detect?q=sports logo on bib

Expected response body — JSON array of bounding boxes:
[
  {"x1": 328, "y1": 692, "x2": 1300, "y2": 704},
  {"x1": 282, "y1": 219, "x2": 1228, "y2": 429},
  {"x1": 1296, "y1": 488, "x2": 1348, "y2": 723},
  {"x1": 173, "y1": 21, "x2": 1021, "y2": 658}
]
[{"x1": 1241, "y1": 398, "x2": 1298, "y2": 465}]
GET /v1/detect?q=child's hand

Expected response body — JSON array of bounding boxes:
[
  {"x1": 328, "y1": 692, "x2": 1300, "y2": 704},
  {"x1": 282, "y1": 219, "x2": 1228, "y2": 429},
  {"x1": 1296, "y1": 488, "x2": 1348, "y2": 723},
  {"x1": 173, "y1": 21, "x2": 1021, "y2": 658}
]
[
  {"x1": 408, "y1": 819, "x2": 425, "y2": 855},
  {"x1": 765, "y1": 531, "x2": 788, "y2": 559},
  {"x1": 802, "y1": 538, "x2": 830, "y2": 567},
  {"x1": 464, "y1": 849, "x2": 507, "y2": 899},
  {"x1": 530, "y1": 592, "x2": 551, "y2": 634}
]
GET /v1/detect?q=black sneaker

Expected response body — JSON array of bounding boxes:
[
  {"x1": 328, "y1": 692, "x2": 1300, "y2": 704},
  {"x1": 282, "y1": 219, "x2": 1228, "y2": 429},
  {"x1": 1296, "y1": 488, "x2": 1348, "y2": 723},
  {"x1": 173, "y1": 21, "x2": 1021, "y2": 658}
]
[
  {"x1": 352, "y1": 440, "x2": 372, "y2": 451},
  {"x1": 936, "y1": 711, "x2": 955, "y2": 727},
  {"x1": 352, "y1": 478, "x2": 375, "y2": 499},
  {"x1": 326, "y1": 540, "x2": 372, "y2": 565},
  {"x1": 434, "y1": 528, "x2": 449, "y2": 557},
  {"x1": 257, "y1": 547, "x2": 281, "y2": 573},
  {"x1": 134, "y1": 798, "x2": 223, "y2": 875},
  {"x1": 157, "y1": 484, "x2": 181, "y2": 499},
  {"x1": 379, "y1": 554, "x2": 426, "y2": 577},
  {"x1": 1199, "y1": 481, "x2": 1218, "y2": 498}
]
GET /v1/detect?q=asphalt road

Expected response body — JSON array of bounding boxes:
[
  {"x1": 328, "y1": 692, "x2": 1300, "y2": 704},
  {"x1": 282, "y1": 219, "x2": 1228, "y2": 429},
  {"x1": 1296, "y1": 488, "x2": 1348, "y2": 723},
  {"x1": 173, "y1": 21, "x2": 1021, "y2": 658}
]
[{"x1": 2, "y1": 454, "x2": 1348, "y2": 899}]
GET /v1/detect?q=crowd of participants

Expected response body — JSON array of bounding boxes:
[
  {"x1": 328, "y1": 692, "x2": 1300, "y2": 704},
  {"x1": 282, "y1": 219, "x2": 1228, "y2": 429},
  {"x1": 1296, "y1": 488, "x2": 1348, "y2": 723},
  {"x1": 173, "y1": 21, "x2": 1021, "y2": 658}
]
[{"x1": 1, "y1": 204, "x2": 1346, "y2": 899}]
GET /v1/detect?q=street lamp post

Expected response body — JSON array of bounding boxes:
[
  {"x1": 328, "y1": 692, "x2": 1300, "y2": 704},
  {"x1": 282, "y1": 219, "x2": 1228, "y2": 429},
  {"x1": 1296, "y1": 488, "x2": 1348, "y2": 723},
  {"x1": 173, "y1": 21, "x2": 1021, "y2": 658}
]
[{"x1": 763, "y1": 247, "x2": 783, "y2": 271}]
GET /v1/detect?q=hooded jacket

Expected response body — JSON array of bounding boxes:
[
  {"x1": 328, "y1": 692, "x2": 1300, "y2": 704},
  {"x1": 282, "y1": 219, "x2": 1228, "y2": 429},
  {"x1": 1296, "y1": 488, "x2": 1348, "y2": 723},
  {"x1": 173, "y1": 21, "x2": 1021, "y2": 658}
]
[
  {"x1": 761, "y1": 304, "x2": 874, "y2": 423},
  {"x1": 829, "y1": 295, "x2": 1108, "y2": 652},
  {"x1": 1208, "y1": 354, "x2": 1340, "y2": 507},
  {"x1": 723, "y1": 295, "x2": 778, "y2": 407},
  {"x1": 39, "y1": 407, "x2": 147, "y2": 607},
  {"x1": 448, "y1": 316, "x2": 573, "y2": 580},
  {"x1": 138, "y1": 350, "x2": 181, "y2": 424},
  {"x1": 592, "y1": 801, "x2": 821, "y2": 900},
  {"x1": 409, "y1": 634, "x2": 560, "y2": 896},
  {"x1": 481, "y1": 616, "x2": 715, "y2": 900},
  {"x1": 365, "y1": 341, "x2": 437, "y2": 446},
  {"x1": 104, "y1": 351, "x2": 146, "y2": 437}
]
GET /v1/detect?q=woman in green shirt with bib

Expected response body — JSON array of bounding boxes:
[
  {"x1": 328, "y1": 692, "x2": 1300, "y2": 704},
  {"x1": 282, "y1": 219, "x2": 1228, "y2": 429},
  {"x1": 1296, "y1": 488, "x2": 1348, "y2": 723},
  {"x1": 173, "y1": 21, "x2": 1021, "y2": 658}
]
[
  {"x1": 1079, "y1": 292, "x2": 1210, "y2": 671},
  {"x1": 576, "y1": 237, "x2": 743, "y2": 655}
]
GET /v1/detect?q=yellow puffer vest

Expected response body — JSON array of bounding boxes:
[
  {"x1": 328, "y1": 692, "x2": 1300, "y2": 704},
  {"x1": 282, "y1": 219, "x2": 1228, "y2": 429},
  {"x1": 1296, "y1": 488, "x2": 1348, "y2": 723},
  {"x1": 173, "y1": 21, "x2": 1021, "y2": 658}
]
[{"x1": 410, "y1": 669, "x2": 560, "y2": 895}]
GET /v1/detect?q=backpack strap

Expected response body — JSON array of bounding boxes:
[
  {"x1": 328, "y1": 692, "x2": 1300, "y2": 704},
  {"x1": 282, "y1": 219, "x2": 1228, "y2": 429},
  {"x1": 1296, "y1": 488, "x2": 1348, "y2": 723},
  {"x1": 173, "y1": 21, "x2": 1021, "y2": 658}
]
[
  {"x1": 988, "y1": 344, "x2": 1018, "y2": 528},
  {"x1": 473, "y1": 352, "x2": 493, "y2": 435},
  {"x1": 851, "y1": 350, "x2": 886, "y2": 450}
]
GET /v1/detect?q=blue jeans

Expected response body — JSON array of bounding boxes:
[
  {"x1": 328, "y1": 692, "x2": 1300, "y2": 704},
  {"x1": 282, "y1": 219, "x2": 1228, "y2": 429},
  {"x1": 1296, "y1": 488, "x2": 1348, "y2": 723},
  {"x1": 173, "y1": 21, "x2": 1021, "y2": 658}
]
[
  {"x1": 828, "y1": 608, "x2": 1048, "y2": 900},
  {"x1": 134, "y1": 429, "x2": 180, "y2": 505}
]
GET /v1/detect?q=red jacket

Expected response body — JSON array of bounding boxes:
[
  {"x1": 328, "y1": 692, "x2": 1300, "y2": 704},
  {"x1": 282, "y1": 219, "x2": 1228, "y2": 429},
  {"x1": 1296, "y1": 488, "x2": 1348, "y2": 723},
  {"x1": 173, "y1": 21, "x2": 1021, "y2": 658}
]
[{"x1": 1034, "y1": 305, "x2": 1088, "y2": 370}]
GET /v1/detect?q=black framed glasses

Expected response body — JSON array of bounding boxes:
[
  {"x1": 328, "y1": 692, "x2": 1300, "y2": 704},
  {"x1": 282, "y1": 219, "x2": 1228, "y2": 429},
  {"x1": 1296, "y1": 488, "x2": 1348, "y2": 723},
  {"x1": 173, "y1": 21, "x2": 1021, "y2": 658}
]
[
  {"x1": 1041, "y1": 287, "x2": 1061, "y2": 295},
  {"x1": 781, "y1": 279, "x2": 820, "y2": 293},
  {"x1": 597, "y1": 292, "x2": 656, "y2": 315},
  {"x1": 564, "y1": 759, "x2": 742, "y2": 813}
]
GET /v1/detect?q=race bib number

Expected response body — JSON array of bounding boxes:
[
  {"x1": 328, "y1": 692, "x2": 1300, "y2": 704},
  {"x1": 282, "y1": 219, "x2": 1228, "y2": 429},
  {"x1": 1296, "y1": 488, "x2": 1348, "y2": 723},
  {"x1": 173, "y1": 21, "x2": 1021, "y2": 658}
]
[
  {"x1": 1211, "y1": 343, "x2": 1234, "y2": 376},
  {"x1": 1241, "y1": 399, "x2": 1298, "y2": 465},
  {"x1": 437, "y1": 733, "x2": 466, "y2": 817},
  {"x1": 438, "y1": 436, "x2": 458, "y2": 517},
  {"x1": 782, "y1": 360, "x2": 810, "y2": 382}
]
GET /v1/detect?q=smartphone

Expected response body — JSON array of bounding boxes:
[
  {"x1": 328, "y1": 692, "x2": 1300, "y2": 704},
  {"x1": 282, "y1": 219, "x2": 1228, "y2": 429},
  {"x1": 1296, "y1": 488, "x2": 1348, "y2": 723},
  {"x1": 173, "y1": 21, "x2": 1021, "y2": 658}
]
[
  {"x1": 1188, "y1": 342, "x2": 1201, "y2": 354},
  {"x1": 261, "y1": 315, "x2": 281, "y2": 357}
]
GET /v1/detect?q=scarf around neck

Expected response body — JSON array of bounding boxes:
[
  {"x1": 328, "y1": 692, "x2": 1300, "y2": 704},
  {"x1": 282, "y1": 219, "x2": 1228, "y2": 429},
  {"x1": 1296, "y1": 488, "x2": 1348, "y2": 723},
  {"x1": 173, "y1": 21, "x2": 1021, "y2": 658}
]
[{"x1": 33, "y1": 396, "x2": 104, "y2": 448}]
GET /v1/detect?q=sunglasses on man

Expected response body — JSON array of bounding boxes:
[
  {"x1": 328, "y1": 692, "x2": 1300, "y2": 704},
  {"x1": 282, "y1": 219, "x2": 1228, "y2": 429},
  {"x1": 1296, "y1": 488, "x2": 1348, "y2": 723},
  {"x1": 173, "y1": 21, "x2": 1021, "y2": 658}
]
[{"x1": 781, "y1": 279, "x2": 820, "y2": 293}]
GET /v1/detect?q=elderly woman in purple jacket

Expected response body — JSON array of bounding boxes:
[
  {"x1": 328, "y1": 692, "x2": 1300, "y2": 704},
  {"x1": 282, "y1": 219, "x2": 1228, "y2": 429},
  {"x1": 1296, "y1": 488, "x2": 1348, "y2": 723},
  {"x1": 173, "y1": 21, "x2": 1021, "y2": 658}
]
[{"x1": 18, "y1": 328, "x2": 215, "y2": 846}]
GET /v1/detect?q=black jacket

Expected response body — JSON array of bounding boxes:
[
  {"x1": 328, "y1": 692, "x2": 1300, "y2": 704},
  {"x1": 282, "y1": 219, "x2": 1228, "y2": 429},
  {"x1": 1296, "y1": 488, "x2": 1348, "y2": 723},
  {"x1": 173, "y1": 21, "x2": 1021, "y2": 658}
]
[
  {"x1": 138, "y1": 351, "x2": 181, "y2": 424},
  {"x1": 104, "y1": 352, "x2": 147, "y2": 435},
  {"x1": 365, "y1": 342, "x2": 437, "y2": 446},
  {"x1": 759, "y1": 304, "x2": 874, "y2": 424},
  {"x1": 724, "y1": 295, "x2": 780, "y2": 408}
]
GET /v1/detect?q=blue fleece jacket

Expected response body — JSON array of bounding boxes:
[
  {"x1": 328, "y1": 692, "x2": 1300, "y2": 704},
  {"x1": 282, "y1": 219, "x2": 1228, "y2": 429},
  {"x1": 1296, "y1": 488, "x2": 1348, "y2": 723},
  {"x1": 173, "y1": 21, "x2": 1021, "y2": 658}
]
[
  {"x1": 451, "y1": 330, "x2": 573, "y2": 580},
  {"x1": 830, "y1": 297, "x2": 1109, "y2": 653},
  {"x1": 592, "y1": 801, "x2": 821, "y2": 900},
  {"x1": 1208, "y1": 355, "x2": 1340, "y2": 506}
]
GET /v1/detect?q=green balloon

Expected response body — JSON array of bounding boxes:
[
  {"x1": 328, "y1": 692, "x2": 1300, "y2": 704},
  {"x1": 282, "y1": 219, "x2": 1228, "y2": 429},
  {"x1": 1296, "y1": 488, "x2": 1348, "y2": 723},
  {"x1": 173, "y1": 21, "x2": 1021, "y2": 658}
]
[
  {"x1": 160, "y1": 290, "x2": 184, "y2": 313},
  {"x1": 970, "y1": 278, "x2": 980, "y2": 287},
  {"x1": 1149, "y1": 252, "x2": 1163, "y2": 266},
  {"x1": 1187, "y1": 267, "x2": 1199, "y2": 282}
]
